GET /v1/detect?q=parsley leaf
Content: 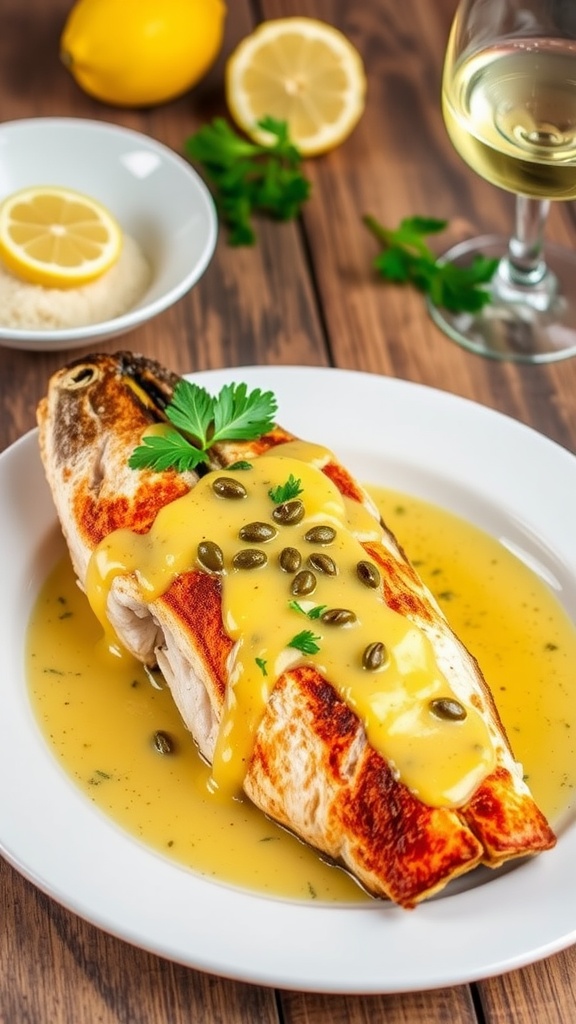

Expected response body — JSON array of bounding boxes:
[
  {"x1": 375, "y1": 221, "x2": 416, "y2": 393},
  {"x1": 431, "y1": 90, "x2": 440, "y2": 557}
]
[
  {"x1": 287, "y1": 630, "x2": 322, "y2": 655},
  {"x1": 212, "y1": 382, "x2": 277, "y2": 442},
  {"x1": 185, "y1": 116, "x2": 311, "y2": 246},
  {"x1": 268, "y1": 474, "x2": 303, "y2": 504},
  {"x1": 363, "y1": 214, "x2": 498, "y2": 313},
  {"x1": 129, "y1": 379, "x2": 277, "y2": 473},
  {"x1": 255, "y1": 657, "x2": 268, "y2": 677},
  {"x1": 289, "y1": 601, "x2": 328, "y2": 620},
  {"x1": 128, "y1": 428, "x2": 210, "y2": 472},
  {"x1": 166, "y1": 380, "x2": 215, "y2": 446}
]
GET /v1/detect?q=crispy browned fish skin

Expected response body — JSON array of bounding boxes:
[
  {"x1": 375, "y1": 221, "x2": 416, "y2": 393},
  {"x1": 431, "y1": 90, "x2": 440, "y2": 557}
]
[{"x1": 37, "y1": 352, "x2": 556, "y2": 908}]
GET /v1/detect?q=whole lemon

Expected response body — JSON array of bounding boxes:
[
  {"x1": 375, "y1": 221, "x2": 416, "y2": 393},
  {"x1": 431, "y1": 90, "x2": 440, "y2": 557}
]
[{"x1": 60, "y1": 0, "x2": 227, "y2": 107}]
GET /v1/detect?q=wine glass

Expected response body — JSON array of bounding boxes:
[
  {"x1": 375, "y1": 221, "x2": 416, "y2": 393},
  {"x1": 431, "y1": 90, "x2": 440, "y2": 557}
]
[{"x1": 429, "y1": 0, "x2": 576, "y2": 362}]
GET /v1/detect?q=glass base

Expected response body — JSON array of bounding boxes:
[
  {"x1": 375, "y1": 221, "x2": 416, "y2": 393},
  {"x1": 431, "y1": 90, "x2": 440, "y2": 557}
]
[{"x1": 428, "y1": 235, "x2": 576, "y2": 364}]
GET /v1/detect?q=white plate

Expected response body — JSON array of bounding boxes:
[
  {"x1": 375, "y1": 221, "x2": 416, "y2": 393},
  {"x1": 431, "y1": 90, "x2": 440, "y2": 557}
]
[
  {"x1": 1, "y1": 366, "x2": 575, "y2": 994},
  {"x1": 0, "y1": 118, "x2": 217, "y2": 351}
]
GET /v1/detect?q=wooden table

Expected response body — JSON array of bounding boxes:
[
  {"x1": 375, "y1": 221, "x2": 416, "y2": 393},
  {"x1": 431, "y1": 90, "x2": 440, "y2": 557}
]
[{"x1": 1, "y1": 1, "x2": 575, "y2": 1020}]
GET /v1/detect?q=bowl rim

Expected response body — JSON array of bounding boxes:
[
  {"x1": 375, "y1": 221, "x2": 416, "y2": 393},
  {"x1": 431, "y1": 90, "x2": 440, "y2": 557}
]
[{"x1": 0, "y1": 116, "x2": 218, "y2": 346}]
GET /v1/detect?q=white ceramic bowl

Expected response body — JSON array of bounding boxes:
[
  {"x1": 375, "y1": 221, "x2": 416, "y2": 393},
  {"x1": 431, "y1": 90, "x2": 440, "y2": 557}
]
[{"x1": 0, "y1": 117, "x2": 218, "y2": 352}]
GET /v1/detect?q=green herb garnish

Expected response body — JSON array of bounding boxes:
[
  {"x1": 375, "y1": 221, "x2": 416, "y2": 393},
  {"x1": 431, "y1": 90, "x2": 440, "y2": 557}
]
[
  {"x1": 129, "y1": 379, "x2": 277, "y2": 473},
  {"x1": 268, "y1": 474, "x2": 303, "y2": 504},
  {"x1": 363, "y1": 214, "x2": 498, "y2": 313},
  {"x1": 287, "y1": 630, "x2": 322, "y2": 655},
  {"x1": 185, "y1": 116, "x2": 311, "y2": 245},
  {"x1": 255, "y1": 657, "x2": 268, "y2": 676},
  {"x1": 128, "y1": 428, "x2": 203, "y2": 473},
  {"x1": 289, "y1": 601, "x2": 328, "y2": 620}
]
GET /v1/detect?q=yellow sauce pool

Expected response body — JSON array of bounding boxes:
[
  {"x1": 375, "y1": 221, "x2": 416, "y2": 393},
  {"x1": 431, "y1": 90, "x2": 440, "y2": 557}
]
[{"x1": 26, "y1": 488, "x2": 576, "y2": 901}]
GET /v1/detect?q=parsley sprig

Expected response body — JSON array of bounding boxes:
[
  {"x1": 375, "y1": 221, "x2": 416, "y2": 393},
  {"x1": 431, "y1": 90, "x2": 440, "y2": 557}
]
[
  {"x1": 268, "y1": 474, "x2": 303, "y2": 504},
  {"x1": 129, "y1": 379, "x2": 277, "y2": 473},
  {"x1": 288, "y1": 630, "x2": 322, "y2": 655},
  {"x1": 363, "y1": 214, "x2": 498, "y2": 313},
  {"x1": 185, "y1": 116, "x2": 311, "y2": 245}
]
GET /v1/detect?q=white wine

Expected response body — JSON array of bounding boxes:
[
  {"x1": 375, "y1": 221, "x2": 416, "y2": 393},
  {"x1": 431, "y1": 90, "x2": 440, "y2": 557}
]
[{"x1": 443, "y1": 39, "x2": 576, "y2": 199}]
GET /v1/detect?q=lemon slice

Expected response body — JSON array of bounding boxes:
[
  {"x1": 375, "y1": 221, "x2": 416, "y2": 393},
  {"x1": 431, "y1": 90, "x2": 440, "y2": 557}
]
[
  {"x1": 0, "y1": 186, "x2": 122, "y2": 288},
  {"x1": 225, "y1": 17, "x2": 367, "y2": 157}
]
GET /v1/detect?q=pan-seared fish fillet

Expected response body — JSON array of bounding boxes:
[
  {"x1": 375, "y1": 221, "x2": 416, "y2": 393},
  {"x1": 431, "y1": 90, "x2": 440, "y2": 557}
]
[{"x1": 37, "y1": 352, "x2": 555, "y2": 908}]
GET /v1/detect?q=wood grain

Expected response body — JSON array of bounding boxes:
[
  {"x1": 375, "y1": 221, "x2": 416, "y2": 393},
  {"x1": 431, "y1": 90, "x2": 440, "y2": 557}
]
[
  {"x1": 2, "y1": 864, "x2": 279, "y2": 1024},
  {"x1": 478, "y1": 946, "x2": 576, "y2": 1024},
  {"x1": 279, "y1": 986, "x2": 478, "y2": 1024},
  {"x1": 0, "y1": 0, "x2": 574, "y2": 1022}
]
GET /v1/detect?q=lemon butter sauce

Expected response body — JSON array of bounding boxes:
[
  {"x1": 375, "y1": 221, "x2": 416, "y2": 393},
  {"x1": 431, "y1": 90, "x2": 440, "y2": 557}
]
[
  {"x1": 27, "y1": 486, "x2": 576, "y2": 901},
  {"x1": 84, "y1": 443, "x2": 497, "y2": 809},
  {"x1": 27, "y1": 551, "x2": 365, "y2": 903}
]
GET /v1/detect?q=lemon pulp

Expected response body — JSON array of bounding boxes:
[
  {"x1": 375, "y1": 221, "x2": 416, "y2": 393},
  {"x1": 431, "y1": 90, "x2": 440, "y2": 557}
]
[
  {"x1": 226, "y1": 17, "x2": 367, "y2": 157},
  {"x1": 0, "y1": 185, "x2": 122, "y2": 288}
]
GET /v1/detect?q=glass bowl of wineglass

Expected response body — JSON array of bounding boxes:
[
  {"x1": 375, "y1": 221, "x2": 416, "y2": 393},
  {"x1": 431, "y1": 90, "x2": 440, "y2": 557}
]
[{"x1": 429, "y1": 0, "x2": 576, "y2": 362}]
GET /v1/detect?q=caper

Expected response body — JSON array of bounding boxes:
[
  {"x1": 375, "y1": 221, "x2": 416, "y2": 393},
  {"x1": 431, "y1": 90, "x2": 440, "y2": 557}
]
[
  {"x1": 357, "y1": 560, "x2": 381, "y2": 589},
  {"x1": 272, "y1": 499, "x2": 305, "y2": 526},
  {"x1": 362, "y1": 641, "x2": 388, "y2": 671},
  {"x1": 321, "y1": 608, "x2": 357, "y2": 626},
  {"x1": 197, "y1": 540, "x2": 225, "y2": 573},
  {"x1": 304, "y1": 525, "x2": 336, "y2": 545},
  {"x1": 212, "y1": 476, "x2": 247, "y2": 500},
  {"x1": 279, "y1": 546, "x2": 302, "y2": 573},
  {"x1": 152, "y1": 730, "x2": 175, "y2": 755},
  {"x1": 291, "y1": 570, "x2": 317, "y2": 596},
  {"x1": 308, "y1": 552, "x2": 338, "y2": 576},
  {"x1": 429, "y1": 698, "x2": 467, "y2": 722},
  {"x1": 239, "y1": 521, "x2": 278, "y2": 543},
  {"x1": 232, "y1": 549, "x2": 268, "y2": 570}
]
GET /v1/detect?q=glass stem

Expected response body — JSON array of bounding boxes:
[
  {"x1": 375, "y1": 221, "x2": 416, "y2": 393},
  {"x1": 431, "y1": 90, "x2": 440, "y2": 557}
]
[{"x1": 506, "y1": 196, "x2": 551, "y2": 286}]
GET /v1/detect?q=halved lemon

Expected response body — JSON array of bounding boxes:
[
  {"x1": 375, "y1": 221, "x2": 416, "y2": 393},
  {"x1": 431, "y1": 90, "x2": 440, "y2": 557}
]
[
  {"x1": 0, "y1": 185, "x2": 122, "y2": 288},
  {"x1": 225, "y1": 17, "x2": 367, "y2": 157}
]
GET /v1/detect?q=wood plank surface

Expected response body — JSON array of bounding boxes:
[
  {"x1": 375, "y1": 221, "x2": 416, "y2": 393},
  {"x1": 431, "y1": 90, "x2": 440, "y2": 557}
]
[
  {"x1": 0, "y1": 0, "x2": 574, "y2": 1022},
  {"x1": 279, "y1": 986, "x2": 478, "y2": 1024},
  {"x1": 478, "y1": 946, "x2": 576, "y2": 1024}
]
